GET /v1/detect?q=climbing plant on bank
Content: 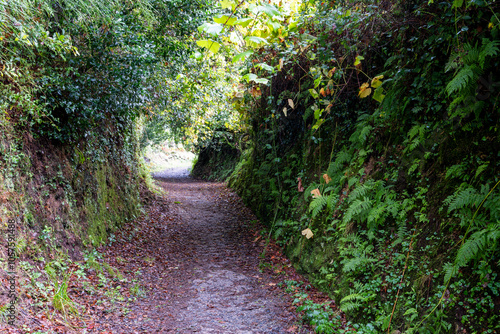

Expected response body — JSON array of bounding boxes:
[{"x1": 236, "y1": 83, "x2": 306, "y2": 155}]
[{"x1": 196, "y1": 0, "x2": 500, "y2": 333}]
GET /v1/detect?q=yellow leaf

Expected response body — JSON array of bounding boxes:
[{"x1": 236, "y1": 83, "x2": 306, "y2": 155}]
[
  {"x1": 354, "y1": 55, "x2": 364, "y2": 66},
  {"x1": 288, "y1": 98, "x2": 294, "y2": 109},
  {"x1": 328, "y1": 67, "x2": 336, "y2": 78},
  {"x1": 371, "y1": 75, "x2": 384, "y2": 88},
  {"x1": 323, "y1": 174, "x2": 331, "y2": 184},
  {"x1": 301, "y1": 228, "x2": 314, "y2": 239},
  {"x1": 488, "y1": 22, "x2": 494, "y2": 29},
  {"x1": 358, "y1": 82, "x2": 371, "y2": 98},
  {"x1": 311, "y1": 188, "x2": 321, "y2": 198},
  {"x1": 283, "y1": 107, "x2": 287, "y2": 117}
]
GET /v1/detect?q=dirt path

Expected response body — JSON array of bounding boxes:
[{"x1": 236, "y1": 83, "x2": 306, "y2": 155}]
[{"x1": 91, "y1": 168, "x2": 310, "y2": 333}]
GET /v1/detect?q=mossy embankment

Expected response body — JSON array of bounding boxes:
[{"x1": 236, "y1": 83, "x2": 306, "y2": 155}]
[
  {"x1": 0, "y1": 116, "x2": 145, "y2": 256},
  {"x1": 222, "y1": 1, "x2": 500, "y2": 333}
]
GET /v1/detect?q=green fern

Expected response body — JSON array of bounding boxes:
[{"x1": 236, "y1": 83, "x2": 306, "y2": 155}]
[
  {"x1": 447, "y1": 187, "x2": 483, "y2": 213},
  {"x1": 445, "y1": 39, "x2": 500, "y2": 119},
  {"x1": 310, "y1": 195, "x2": 328, "y2": 218},
  {"x1": 445, "y1": 164, "x2": 466, "y2": 180},
  {"x1": 342, "y1": 253, "x2": 377, "y2": 273},
  {"x1": 446, "y1": 64, "x2": 481, "y2": 96},
  {"x1": 343, "y1": 197, "x2": 372, "y2": 224},
  {"x1": 340, "y1": 293, "x2": 363, "y2": 312},
  {"x1": 348, "y1": 181, "x2": 372, "y2": 203},
  {"x1": 445, "y1": 222, "x2": 500, "y2": 283}
]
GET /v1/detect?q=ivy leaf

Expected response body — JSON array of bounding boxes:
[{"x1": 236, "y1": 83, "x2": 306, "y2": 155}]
[
  {"x1": 234, "y1": 17, "x2": 253, "y2": 27},
  {"x1": 214, "y1": 15, "x2": 237, "y2": 26},
  {"x1": 370, "y1": 75, "x2": 384, "y2": 88},
  {"x1": 354, "y1": 55, "x2": 364, "y2": 66},
  {"x1": 358, "y1": 82, "x2": 371, "y2": 98},
  {"x1": 232, "y1": 50, "x2": 253, "y2": 63},
  {"x1": 196, "y1": 39, "x2": 221, "y2": 54},
  {"x1": 314, "y1": 77, "x2": 321, "y2": 88},
  {"x1": 372, "y1": 86, "x2": 385, "y2": 102},
  {"x1": 309, "y1": 88, "x2": 319, "y2": 99},
  {"x1": 198, "y1": 23, "x2": 223, "y2": 36}
]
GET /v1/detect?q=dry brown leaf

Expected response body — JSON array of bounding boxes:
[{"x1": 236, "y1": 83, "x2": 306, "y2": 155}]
[
  {"x1": 323, "y1": 173, "x2": 332, "y2": 184},
  {"x1": 297, "y1": 177, "x2": 304, "y2": 192},
  {"x1": 311, "y1": 188, "x2": 321, "y2": 198},
  {"x1": 301, "y1": 228, "x2": 313, "y2": 239}
]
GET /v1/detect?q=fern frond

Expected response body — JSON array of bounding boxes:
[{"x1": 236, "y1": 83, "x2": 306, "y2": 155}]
[
  {"x1": 445, "y1": 164, "x2": 466, "y2": 180},
  {"x1": 340, "y1": 292, "x2": 363, "y2": 304},
  {"x1": 448, "y1": 188, "x2": 482, "y2": 213},
  {"x1": 343, "y1": 197, "x2": 372, "y2": 223},
  {"x1": 326, "y1": 193, "x2": 339, "y2": 210},
  {"x1": 342, "y1": 255, "x2": 377, "y2": 273},
  {"x1": 340, "y1": 300, "x2": 362, "y2": 312},
  {"x1": 478, "y1": 39, "x2": 500, "y2": 67},
  {"x1": 348, "y1": 182, "x2": 371, "y2": 203},
  {"x1": 310, "y1": 196, "x2": 328, "y2": 218},
  {"x1": 446, "y1": 65, "x2": 480, "y2": 96},
  {"x1": 455, "y1": 230, "x2": 486, "y2": 267},
  {"x1": 445, "y1": 52, "x2": 461, "y2": 72},
  {"x1": 367, "y1": 203, "x2": 387, "y2": 228},
  {"x1": 443, "y1": 262, "x2": 459, "y2": 283}
]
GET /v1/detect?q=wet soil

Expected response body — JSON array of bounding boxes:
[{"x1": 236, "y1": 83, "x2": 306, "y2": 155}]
[{"x1": 90, "y1": 168, "x2": 311, "y2": 333}]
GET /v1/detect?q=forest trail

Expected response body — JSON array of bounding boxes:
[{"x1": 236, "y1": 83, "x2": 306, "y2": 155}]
[{"x1": 91, "y1": 168, "x2": 309, "y2": 333}]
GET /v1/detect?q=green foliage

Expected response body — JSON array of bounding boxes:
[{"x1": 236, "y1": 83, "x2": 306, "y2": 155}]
[
  {"x1": 445, "y1": 38, "x2": 500, "y2": 121},
  {"x1": 227, "y1": 0, "x2": 500, "y2": 332}
]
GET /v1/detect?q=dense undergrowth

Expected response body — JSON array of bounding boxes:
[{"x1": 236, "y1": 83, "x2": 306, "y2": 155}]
[{"x1": 192, "y1": 0, "x2": 500, "y2": 332}]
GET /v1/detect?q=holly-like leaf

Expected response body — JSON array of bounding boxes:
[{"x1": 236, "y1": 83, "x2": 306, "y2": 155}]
[{"x1": 358, "y1": 82, "x2": 371, "y2": 98}]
